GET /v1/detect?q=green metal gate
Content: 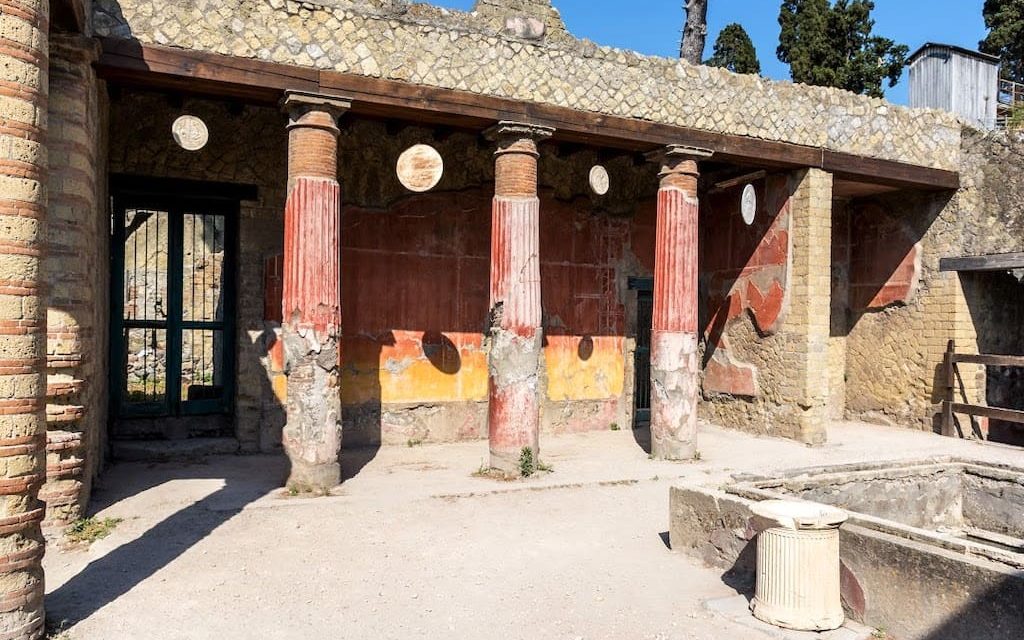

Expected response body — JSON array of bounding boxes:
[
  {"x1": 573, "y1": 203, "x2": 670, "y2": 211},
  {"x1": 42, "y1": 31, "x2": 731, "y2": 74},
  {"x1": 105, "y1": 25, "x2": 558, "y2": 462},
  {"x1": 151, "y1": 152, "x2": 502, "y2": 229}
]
[{"x1": 110, "y1": 178, "x2": 243, "y2": 426}]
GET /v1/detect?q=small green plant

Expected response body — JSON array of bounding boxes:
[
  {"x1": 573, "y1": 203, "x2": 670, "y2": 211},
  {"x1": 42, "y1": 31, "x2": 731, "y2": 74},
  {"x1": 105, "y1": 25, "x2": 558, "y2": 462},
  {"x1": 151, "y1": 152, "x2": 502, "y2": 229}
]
[
  {"x1": 610, "y1": 422, "x2": 620, "y2": 431},
  {"x1": 693, "y1": 451, "x2": 703, "y2": 461},
  {"x1": 65, "y1": 516, "x2": 122, "y2": 544},
  {"x1": 871, "y1": 629, "x2": 890, "y2": 639},
  {"x1": 518, "y1": 446, "x2": 536, "y2": 477},
  {"x1": 1009, "y1": 103, "x2": 1024, "y2": 130},
  {"x1": 648, "y1": 453, "x2": 656, "y2": 460},
  {"x1": 406, "y1": 437, "x2": 423, "y2": 448},
  {"x1": 536, "y1": 459, "x2": 553, "y2": 473},
  {"x1": 287, "y1": 485, "x2": 299, "y2": 496}
]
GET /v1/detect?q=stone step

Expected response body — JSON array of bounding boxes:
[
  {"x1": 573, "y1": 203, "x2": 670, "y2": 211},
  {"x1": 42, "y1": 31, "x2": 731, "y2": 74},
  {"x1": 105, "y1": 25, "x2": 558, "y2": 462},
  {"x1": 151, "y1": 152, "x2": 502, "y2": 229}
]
[{"x1": 111, "y1": 437, "x2": 240, "y2": 462}]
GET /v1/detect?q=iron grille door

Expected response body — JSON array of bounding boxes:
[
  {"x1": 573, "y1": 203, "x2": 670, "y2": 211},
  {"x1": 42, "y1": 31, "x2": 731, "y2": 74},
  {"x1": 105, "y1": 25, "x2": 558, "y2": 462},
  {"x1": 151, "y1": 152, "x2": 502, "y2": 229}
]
[{"x1": 111, "y1": 194, "x2": 237, "y2": 420}]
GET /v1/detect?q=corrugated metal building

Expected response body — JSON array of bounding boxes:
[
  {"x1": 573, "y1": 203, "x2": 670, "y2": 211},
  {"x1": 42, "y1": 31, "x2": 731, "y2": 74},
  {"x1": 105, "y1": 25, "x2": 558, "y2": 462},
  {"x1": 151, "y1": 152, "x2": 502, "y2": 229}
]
[{"x1": 908, "y1": 43, "x2": 1001, "y2": 130}]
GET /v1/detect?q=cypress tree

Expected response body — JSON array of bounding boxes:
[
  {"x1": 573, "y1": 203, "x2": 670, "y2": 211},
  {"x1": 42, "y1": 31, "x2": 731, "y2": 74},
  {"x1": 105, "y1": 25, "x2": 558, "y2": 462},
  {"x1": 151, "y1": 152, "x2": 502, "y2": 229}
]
[
  {"x1": 980, "y1": 0, "x2": 1024, "y2": 83},
  {"x1": 705, "y1": 23, "x2": 762, "y2": 74}
]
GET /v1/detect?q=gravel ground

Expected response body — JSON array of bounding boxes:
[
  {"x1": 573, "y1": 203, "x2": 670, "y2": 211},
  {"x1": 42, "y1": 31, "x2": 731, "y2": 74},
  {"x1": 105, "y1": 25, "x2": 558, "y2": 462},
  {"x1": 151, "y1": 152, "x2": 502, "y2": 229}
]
[{"x1": 43, "y1": 422, "x2": 1019, "y2": 639}]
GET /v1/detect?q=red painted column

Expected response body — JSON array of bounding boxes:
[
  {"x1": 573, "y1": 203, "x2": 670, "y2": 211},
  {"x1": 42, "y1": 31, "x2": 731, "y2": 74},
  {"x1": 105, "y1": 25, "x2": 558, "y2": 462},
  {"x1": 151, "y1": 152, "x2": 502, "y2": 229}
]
[
  {"x1": 281, "y1": 91, "x2": 351, "y2": 492},
  {"x1": 485, "y1": 121, "x2": 553, "y2": 475},
  {"x1": 646, "y1": 145, "x2": 712, "y2": 460}
]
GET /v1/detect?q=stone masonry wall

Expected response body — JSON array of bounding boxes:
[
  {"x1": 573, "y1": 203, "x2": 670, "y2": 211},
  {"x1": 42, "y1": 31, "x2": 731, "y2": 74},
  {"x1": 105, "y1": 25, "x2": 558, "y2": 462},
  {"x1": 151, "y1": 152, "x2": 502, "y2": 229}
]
[
  {"x1": 842, "y1": 130, "x2": 1024, "y2": 431},
  {"x1": 91, "y1": 0, "x2": 962, "y2": 171},
  {"x1": 698, "y1": 170, "x2": 832, "y2": 443},
  {"x1": 40, "y1": 34, "x2": 107, "y2": 531}
]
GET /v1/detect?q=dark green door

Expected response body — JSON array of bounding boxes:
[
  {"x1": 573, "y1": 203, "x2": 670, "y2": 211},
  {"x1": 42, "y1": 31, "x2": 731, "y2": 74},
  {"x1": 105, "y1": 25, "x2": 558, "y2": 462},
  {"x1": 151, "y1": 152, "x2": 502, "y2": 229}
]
[{"x1": 110, "y1": 190, "x2": 237, "y2": 435}]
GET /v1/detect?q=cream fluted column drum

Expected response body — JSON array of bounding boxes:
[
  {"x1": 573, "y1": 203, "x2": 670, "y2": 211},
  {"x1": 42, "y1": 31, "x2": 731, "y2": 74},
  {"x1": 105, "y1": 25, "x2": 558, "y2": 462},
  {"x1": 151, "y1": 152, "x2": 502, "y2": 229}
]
[{"x1": 750, "y1": 500, "x2": 849, "y2": 632}]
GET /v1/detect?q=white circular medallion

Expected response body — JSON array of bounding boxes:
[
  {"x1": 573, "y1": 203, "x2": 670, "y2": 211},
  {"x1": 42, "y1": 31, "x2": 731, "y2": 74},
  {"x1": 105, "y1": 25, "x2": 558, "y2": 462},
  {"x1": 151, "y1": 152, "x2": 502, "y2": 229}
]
[
  {"x1": 172, "y1": 115, "x2": 209, "y2": 152},
  {"x1": 741, "y1": 183, "x2": 757, "y2": 226},
  {"x1": 396, "y1": 144, "x2": 444, "y2": 193},
  {"x1": 589, "y1": 165, "x2": 610, "y2": 196}
]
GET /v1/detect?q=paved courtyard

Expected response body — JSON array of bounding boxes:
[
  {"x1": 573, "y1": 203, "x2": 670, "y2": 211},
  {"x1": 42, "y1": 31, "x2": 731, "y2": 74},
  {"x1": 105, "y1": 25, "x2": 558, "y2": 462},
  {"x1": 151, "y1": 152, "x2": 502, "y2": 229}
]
[{"x1": 43, "y1": 423, "x2": 1020, "y2": 639}]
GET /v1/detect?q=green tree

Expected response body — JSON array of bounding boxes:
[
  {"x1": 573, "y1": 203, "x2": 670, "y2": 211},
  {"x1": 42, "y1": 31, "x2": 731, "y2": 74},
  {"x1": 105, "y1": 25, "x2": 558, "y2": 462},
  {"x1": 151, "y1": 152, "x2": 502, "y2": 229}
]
[
  {"x1": 777, "y1": 0, "x2": 909, "y2": 98},
  {"x1": 980, "y1": 0, "x2": 1024, "y2": 82},
  {"x1": 705, "y1": 23, "x2": 762, "y2": 74}
]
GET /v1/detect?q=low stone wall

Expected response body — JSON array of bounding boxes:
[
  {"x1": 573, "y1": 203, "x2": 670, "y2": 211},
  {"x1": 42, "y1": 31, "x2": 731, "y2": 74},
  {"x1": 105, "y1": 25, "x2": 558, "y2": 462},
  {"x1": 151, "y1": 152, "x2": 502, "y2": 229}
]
[{"x1": 91, "y1": 0, "x2": 962, "y2": 171}]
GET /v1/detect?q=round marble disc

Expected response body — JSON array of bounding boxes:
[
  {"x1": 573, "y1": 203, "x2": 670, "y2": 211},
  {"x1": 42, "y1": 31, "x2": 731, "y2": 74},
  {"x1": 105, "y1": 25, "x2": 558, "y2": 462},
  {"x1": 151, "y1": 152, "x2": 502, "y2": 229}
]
[
  {"x1": 589, "y1": 165, "x2": 610, "y2": 196},
  {"x1": 741, "y1": 183, "x2": 757, "y2": 225},
  {"x1": 172, "y1": 115, "x2": 209, "y2": 152},
  {"x1": 397, "y1": 144, "x2": 444, "y2": 192}
]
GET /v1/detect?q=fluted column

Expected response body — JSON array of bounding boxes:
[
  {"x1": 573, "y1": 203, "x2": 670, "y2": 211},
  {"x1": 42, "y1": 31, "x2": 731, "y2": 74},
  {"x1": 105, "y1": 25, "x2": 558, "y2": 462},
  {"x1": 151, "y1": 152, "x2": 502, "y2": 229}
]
[
  {"x1": 281, "y1": 91, "x2": 350, "y2": 492},
  {"x1": 0, "y1": 0, "x2": 49, "y2": 637},
  {"x1": 484, "y1": 121, "x2": 553, "y2": 475},
  {"x1": 646, "y1": 145, "x2": 712, "y2": 460}
]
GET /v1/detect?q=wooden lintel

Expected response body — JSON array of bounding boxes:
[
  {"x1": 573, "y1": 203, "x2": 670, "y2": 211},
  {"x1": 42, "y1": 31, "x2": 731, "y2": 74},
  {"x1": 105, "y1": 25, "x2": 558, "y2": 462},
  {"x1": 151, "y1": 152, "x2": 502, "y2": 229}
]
[
  {"x1": 710, "y1": 170, "x2": 768, "y2": 193},
  {"x1": 94, "y1": 38, "x2": 960, "y2": 191},
  {"x1": 939, "y1": 252, "x2": 1024, "y2": 272}
]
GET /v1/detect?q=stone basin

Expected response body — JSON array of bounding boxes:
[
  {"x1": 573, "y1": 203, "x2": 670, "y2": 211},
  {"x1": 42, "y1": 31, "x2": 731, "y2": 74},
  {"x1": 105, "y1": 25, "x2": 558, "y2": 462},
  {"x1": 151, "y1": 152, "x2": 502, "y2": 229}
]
[{"x1": 670, "y1": 457, "x2": 1024, "y2": 640}]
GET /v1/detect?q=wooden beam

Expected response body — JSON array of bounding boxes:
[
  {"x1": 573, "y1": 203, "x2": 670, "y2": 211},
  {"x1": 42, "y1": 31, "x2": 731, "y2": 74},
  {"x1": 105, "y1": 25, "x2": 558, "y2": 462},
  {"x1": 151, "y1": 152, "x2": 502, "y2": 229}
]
[
  {"x1": 949, "y1": 402, "x2": 1024, "y2": 426},
  {"x1": 952, "y1": 353, "x2": 1024, "y2": 368},
  {"x1": 94, "y1": 38, "x2": 960, "y2": 191},
  {"x1": 940, "y1": 252, "x2": 1024, "y2": 272}
]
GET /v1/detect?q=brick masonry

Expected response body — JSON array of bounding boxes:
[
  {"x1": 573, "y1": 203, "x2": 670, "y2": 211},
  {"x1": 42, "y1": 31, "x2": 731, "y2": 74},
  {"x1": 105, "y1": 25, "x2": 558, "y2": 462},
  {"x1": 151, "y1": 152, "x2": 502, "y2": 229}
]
[
  {"x1": 0, "y1": 0, "x2": 48, "y2": 636},
  {"x1": 41, "y1": 34, "x2": 106, "y2": 533}
]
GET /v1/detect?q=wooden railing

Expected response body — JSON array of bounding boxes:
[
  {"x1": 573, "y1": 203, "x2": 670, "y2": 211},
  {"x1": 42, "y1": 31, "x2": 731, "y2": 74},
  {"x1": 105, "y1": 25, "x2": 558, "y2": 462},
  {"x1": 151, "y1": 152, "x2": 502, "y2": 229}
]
[
  {"x1": 941, "y1": 340, "x2": 1024, "y2": 438},
  {"x1": 998, "y1": 78, "x2": 1024, "y2": 108}
]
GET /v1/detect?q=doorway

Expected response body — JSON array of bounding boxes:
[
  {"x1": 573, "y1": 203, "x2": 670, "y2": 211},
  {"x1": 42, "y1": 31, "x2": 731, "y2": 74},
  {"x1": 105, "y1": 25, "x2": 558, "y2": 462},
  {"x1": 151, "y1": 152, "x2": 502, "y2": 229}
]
[
  {"x1": 630, "y1": 277, "x2": 653, "y2": 425},
  {"x1": 109, "y1": 177, "x2": 246, "y2": 440}
]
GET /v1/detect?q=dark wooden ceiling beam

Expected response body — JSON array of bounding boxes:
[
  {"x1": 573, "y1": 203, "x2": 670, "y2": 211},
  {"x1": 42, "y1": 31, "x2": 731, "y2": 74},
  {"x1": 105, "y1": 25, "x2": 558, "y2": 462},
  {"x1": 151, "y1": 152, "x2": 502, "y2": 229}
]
[
  {"x1": 939, "y1": 252, "x2": 1024, "y2": 272},
  {"x1": 95, "y1": 37, "x2": 960, "y2": 191}
]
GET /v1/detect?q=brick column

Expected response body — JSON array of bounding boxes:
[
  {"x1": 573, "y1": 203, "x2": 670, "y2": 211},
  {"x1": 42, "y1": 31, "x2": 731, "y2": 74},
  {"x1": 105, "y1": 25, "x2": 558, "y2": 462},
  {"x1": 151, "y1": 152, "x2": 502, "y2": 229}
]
[
  {"x1": 646, "y1": 145, "x2": 712, "y2": 460},
  {"x1": 41, "y1": 34, "x2": 102, "y2": 533},
  {"x1": 782, "y1": 168, "x2": 833, "y2": 444},
  {"x1": 484, "y1": 121, "x2": 553, "y2": 475},
  {"x1": 0, "y1": 0, "x2": 49, "y2": 637},
  {"x1": 281, "y1": 91, "x2": 351, "y2": 492}
]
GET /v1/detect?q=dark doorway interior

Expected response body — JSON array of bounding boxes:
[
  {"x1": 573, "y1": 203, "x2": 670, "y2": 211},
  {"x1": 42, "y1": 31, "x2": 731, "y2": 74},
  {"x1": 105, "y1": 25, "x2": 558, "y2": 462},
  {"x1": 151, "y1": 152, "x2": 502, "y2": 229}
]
[{"x1": 630, "y1": 277, "x2": 653, "y2": 426}]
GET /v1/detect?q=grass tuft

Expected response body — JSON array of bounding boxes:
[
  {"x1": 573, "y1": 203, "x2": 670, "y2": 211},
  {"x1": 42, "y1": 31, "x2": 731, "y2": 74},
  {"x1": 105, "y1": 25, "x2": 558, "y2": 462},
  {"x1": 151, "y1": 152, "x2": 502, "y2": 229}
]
[{"x1": 65, "y1": 517, "x2": 122, "y2": 545}]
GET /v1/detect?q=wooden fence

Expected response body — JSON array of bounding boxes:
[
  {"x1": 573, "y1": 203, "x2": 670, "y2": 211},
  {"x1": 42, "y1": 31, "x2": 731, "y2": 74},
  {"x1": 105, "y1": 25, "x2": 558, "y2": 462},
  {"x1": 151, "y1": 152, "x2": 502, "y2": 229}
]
[{"x1": 941, "y1": 340, "x2": 1024, "y2": 439}]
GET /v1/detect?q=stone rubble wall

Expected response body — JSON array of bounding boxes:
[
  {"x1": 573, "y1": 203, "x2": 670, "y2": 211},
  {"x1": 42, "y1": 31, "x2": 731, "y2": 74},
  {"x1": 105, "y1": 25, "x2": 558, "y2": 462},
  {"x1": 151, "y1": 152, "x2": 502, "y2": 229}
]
[{"x1": 91, "y1": 0, "x2": 962, "y2": 171}]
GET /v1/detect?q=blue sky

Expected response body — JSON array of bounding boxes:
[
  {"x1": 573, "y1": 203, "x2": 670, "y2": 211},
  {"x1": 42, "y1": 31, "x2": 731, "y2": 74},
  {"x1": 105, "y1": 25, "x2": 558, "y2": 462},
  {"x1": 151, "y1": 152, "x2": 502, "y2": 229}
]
[{"x1": 428, "y1": 0, "x2": 989, "y2": 105}]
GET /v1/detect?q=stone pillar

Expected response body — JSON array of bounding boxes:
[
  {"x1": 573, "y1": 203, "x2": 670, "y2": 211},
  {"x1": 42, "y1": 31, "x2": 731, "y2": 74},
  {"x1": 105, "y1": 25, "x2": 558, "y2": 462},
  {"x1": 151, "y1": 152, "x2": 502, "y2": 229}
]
[
  {"x1": 484, "y1": 121, "x2": 553, "y2": 475},
  {"x1": 41, "y1": 34, "x2": 102, "y2": 533},
  {"x1": 0, "y1": 0, "x2": 48, "y2": 637},
  {"x1": 646, "y1": 145, "x2": 712, "y2": 460},
  {"x1": 280, "y1": 91, "x2": 350, "y2": 492},
  {"x1": 783, "y1": 168, "x2": 833, "y2": 445}
]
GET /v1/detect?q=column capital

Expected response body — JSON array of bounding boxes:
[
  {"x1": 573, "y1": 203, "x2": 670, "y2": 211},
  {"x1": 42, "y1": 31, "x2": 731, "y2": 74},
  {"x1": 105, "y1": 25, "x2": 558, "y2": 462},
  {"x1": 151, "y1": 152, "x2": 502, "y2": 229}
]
[
  {"x1": 645, "y1": 144, "x2": 713, "y2": 176},
  {"x1": 485, "y1": 121, "x2": 555, "y2": 157},
  {"x1": 282, "y1": 90, "x2": 353, "y2": 132}
]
